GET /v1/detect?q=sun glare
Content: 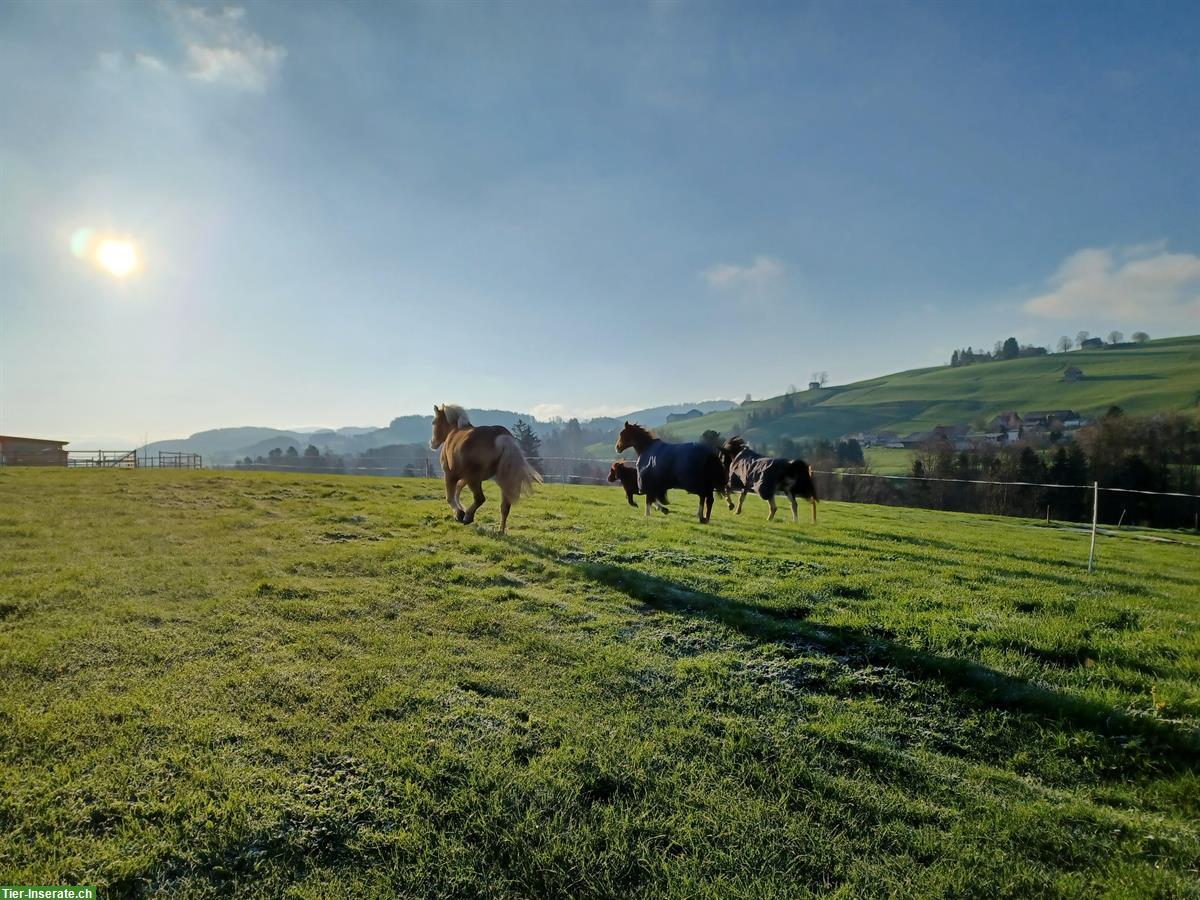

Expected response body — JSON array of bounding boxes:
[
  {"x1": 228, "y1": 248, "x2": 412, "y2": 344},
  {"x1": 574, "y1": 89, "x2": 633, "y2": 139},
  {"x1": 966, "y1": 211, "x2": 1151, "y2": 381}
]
[
  {"x1": 95, "y1": 239, "x2": 139, "y2": 278},
  {"x1": 71, "y1": 228, "x2": 142, "y2": 279}
]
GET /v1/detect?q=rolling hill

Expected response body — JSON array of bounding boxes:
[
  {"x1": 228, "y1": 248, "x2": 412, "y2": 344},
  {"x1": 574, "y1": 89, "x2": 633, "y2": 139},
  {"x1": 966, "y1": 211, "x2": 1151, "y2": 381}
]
[
  {"x1": 664, "y1": 335, "x2": 1200, "y2": 447},
  {"x1": 142, "y1": 401, "x2": 739, "y2": 465}
]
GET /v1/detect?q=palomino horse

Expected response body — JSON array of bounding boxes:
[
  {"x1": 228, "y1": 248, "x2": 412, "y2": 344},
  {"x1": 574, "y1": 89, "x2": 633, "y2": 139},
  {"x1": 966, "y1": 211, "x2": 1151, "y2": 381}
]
[
  {"x1": 615, "y1": 421, "x2": 727, "y2": 523},
  {"x1": 430, "y1": 404, "x2": 542, "y2": 533},
  {"x1": 719, "y1": 436, "x2": 818, "y2": 523}
]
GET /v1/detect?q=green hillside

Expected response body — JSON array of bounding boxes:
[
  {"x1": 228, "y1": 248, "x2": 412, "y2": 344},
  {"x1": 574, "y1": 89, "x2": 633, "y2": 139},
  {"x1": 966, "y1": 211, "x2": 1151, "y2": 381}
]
[
  {"x1": 1, "y1": 470, "x2": 1197, "y2": 896},
  {"x1": 666, "y1": 335, "x2": 1200, "y2": 447}
]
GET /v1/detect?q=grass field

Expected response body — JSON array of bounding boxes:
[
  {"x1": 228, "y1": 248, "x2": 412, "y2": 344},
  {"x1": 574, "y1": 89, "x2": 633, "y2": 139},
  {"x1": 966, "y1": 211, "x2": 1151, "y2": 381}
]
[
  {"x1": 2, "y1": 469, "x2": 1198, "y2": 897},
  {"x1": 863, "y1": 447, "x2": 915, "y2": 476},
  {"x1": 666, "y1": 334, "x2": 1200, "y2": 446}
]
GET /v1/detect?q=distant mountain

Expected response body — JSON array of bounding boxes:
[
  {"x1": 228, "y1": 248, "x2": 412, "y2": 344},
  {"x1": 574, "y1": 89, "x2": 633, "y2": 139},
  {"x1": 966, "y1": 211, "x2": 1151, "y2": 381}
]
[
  {"x1": 284, "y1": 425, "x2": 382, "y2": 436},
  {"x1": 584, "y1": 400, "x2": 739, "y2": 430},
  {"x1": 138, "y1": 336, "x2": 1200, "y2": 466},
  {"x1": 143, "y1": 427, "x2": 299, "y2": 458},
  {"x1": 663, "y1": 335, "x2": 1200, "y2": 448},
  {"x1": 140, "y1": 401, "x2": 738, "y2": 465}
]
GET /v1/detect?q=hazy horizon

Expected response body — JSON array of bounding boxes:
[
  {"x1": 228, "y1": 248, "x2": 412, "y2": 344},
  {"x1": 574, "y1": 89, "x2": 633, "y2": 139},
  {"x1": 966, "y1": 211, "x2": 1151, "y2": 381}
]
[
  {"x1": 45, "y1": 328, "x2": 1200, "y2": 450},
  {"x1": 3, "y1": 1, "x2": 1198, "y2": 447}
]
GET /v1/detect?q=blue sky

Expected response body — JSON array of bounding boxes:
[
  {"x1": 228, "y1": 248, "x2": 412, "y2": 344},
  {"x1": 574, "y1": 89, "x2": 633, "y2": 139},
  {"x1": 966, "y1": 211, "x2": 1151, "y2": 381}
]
[{"x1": 2, "y1": 0, "x2": 1197, "y2": 445}]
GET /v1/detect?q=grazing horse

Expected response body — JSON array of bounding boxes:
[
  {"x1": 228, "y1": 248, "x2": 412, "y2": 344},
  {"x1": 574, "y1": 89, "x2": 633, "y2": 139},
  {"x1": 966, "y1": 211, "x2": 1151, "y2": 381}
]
[
  {"x1": 719, "y1": 436, "x2": 818, "y2": 523},
  {"x1": 430, "y1": 404, "x2": 542, "y2": 533},
  {"x1": 615, "y1": 421, "x2": 726, "y2": 523},
  {"x1": 608, "y1": 461, "x2": 668, "y2": 514}
]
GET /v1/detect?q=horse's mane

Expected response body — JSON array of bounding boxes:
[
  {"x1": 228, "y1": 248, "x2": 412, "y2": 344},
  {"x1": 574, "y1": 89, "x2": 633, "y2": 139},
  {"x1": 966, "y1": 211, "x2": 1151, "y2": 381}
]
[
  {"x1": 722, "y1": 436, "x2": 750, "y2": 457},
  {"x1": 441, "y1": 404, "x2": 471, "y2": 428},
  {"x1": 622, "y1": 422, "x2": 656, "y2": 442}
]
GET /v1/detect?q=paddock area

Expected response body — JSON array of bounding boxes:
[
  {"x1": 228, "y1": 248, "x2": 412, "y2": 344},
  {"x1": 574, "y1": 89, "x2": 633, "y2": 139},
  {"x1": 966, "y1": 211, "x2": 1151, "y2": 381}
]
[{"x1": 1, "y1": 469, "x2": 1197, "y2": 897}]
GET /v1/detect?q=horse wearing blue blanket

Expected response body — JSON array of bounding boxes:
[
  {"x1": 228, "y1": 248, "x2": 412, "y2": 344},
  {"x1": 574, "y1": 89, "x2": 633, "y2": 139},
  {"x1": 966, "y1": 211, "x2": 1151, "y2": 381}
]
[{"x1": 615, "y1": 421, "x2": 727, "y2": 523}]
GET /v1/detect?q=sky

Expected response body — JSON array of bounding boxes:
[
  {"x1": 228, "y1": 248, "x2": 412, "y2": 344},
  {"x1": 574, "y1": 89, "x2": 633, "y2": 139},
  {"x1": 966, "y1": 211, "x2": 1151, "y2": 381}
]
[{"x1": 2, "y1": 0, "x2": 1198, "y2": 446}]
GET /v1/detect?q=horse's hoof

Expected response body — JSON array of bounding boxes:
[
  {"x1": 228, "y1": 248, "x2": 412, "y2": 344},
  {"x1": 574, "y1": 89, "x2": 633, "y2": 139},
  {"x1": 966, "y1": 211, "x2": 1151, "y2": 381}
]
[{"x1": 455, "y1": 509, "x2": 466, "y2": 522}]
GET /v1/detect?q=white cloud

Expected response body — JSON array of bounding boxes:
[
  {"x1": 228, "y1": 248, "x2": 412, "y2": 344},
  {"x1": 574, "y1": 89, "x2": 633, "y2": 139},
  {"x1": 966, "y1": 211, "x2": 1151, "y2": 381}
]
[
  {"x1": 101, "y1": 4, "x2": 285, "y2": 92},
  {"x1": 135, "y1": 53, "x2": 168, "y2": 73},
  {"x1": 1024, "y1": 243, "x2": 1200, "y2": 321},
  {"x1": 168, "y1": 3, "x2": 286, "y2": 92},
  {"x1": 702, "y1": 255, "x2": 785, "y2": 293}
]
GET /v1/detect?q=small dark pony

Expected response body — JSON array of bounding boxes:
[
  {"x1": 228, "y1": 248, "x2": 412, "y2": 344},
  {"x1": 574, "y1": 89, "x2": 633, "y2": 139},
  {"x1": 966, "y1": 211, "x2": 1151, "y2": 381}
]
[
  {"x1": 720, "y1": 436, "x2": 818, "y2": 523},
  {"x1": 608, "y1": 461, "x2": 668, "y2": 514},
  {"x1": 615, "y1": 421, "x2": 727, "y2": 523}
]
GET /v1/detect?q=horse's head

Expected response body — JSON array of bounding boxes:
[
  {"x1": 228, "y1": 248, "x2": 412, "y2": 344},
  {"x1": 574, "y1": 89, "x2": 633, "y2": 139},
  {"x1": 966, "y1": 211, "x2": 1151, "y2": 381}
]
[
  {"x1": 615, "y1": 421, "x2": 652, "y2": 454},
  {"x1": 720, "y1": 436, "x2": 748, "y2": 467},
  {"x1": 607, "y1": 461, "x2": 624, "y2": 483},
  {"x1": 431, "y1": 404, "x2": 472, "y2": 449},
  {"x1": 429, "y1": 408, "x2": 451, "y2": 451},
  {"x1": 430, "y1": 406, "x2": 449, "y2": 450}
]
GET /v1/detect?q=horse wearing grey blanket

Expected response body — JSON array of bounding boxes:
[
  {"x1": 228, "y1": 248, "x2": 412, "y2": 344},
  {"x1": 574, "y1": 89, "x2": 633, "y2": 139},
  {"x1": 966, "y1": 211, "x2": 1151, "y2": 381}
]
[{"x1": 720, "y1": 436, "x2": 818, "y2": 523}]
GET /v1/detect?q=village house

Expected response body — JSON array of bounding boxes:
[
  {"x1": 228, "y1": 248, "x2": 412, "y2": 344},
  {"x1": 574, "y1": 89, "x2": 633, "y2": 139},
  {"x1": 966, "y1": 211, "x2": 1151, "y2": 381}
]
[
  {"x1": 853, "y1": 430, "x2": 899, "y2": 448},
  {"x1": 1023, "y1": 410, "x2": 1078, "y2": 430},
  {"x1": 988, "y1": 412, "x2": 1023, "y2": 442}
]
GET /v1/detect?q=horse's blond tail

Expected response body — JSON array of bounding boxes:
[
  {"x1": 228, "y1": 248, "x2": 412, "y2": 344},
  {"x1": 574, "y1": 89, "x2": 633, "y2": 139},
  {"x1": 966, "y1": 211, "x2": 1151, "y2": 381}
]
[{"x1": 496, "y1": 434, "x2": 543, "y2": 501}]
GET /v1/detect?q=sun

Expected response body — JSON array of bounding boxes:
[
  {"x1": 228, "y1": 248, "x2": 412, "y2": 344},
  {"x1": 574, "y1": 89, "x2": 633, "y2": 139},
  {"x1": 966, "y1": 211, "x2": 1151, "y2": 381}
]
[{"x1": 94, "y1": 239, "x2": 139, "y2": 278}]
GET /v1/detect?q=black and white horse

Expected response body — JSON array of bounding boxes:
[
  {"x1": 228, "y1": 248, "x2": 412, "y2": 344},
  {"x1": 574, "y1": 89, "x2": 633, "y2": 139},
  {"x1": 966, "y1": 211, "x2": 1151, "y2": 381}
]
[{"x1": 719, "y1": 436, "x2": 818, "y2": 523}]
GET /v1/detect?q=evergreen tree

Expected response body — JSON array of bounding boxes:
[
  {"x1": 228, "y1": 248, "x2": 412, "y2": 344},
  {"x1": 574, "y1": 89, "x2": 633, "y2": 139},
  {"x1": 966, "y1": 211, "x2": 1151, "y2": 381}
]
[{"x1": 512, "y1": 419, "x2": 541, "y2": 460}]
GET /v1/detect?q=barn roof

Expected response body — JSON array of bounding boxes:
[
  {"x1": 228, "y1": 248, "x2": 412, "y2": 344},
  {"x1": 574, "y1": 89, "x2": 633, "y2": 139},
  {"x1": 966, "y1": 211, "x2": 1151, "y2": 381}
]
[{"x1": 0, "y1": 435, "x2": 70, "y2": 445}]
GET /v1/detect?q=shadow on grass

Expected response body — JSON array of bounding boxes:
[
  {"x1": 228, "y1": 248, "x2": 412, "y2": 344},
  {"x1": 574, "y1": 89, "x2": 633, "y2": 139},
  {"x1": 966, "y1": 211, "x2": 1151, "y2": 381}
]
[
  {"x1": 503, "y1": 536, "x2": 1200, "y2": 766},
  {"x1": 740, "y1": 526, "x2": 1111, "y2": 591},
  {"x1": 1081, "y1": 374, "x2": 1163, "y2": 382}
]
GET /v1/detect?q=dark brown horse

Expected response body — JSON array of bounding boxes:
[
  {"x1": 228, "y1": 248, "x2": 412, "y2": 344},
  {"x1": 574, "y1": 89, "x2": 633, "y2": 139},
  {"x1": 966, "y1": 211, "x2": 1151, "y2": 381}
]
[
  {"x1": 430, "y1": 404, "x2": 542, "y2": 533},
  {"x1": 608, "y1": 460, "x2": 668, "y2": 514},
  {"x1": 615, "y1": 421, "x2": 726, "y2": 523}
]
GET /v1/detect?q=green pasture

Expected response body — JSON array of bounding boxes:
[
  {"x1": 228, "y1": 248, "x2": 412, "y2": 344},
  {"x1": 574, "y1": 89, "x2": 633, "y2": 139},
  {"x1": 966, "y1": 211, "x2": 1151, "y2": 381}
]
[
  {"x1": 1, "y1": 469, "x2": 1197, "y2": 897},
  {"x1": 667, "y1": 334, "x2": 1200, "y2": 446},
  {"x1": 863, "y1": 447, "x2": 915, "y2": 475}
]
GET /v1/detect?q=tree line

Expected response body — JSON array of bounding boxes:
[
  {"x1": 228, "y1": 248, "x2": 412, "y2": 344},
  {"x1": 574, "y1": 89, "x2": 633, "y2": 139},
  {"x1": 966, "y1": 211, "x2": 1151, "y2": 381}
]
[
  {"x1": 950, "y1": 330, "x2": 1150, "y2": 367},
  {"x1": 793, "y1": 409, "x2": 1196, "y2": 529},
  {"x1": 234, "y1": 442, "x2": 438, "y2": 476}
]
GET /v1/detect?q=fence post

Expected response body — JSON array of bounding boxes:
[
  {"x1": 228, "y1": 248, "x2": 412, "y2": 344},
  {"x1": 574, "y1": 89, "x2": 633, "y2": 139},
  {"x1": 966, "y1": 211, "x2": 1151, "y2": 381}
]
[{"x1": 1087, "y1": 481, "x2": 1099, "y2": 574}]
